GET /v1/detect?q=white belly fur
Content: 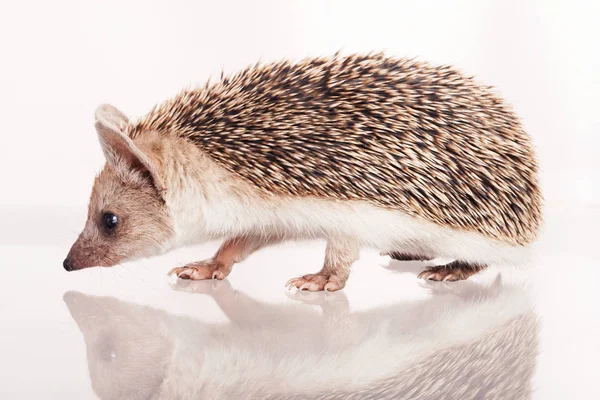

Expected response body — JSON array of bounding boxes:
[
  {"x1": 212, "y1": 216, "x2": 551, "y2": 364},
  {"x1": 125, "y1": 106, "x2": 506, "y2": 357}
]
[{"x1": 187, "y1": 192, "x2": 530, "y2": 266}]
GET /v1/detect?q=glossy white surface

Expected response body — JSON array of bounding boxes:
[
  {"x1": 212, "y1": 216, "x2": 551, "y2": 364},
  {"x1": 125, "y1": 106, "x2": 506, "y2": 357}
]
[{"x1": 0, "y1": 205, "x2": 598, "y2": 399}]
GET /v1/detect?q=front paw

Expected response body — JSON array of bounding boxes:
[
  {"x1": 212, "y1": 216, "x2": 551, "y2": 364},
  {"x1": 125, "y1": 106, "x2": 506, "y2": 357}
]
[
  {"x1": 168, "y1": 259, "x2": 232, "y2": 280},
  {"x1": 286, "y1": 273, "x2": 346, "y2": 292}
]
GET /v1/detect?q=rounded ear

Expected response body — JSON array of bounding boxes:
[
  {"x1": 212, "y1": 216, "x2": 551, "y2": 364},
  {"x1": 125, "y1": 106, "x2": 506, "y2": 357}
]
[
  {"x1": 95, "y1": 104, "x2": 129, "y2": 130},
  {"x1": 95, "y1": 105, "x2": 166, "y2": 196}
]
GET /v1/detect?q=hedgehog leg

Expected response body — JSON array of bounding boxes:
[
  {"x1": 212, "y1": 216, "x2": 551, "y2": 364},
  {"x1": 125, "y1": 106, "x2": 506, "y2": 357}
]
[
  {"x1": 286, "y1": 238, "x2": 359, "y2": 292},
  {"x1": 382, "y1": 251, "x2": 434, "y2": 261},
  {"x1": 168, "y1": 236, "x2": 279, "y2": 280},
  {"x1": 417, "y1": 261, "x2": 487, "y2": 282}
]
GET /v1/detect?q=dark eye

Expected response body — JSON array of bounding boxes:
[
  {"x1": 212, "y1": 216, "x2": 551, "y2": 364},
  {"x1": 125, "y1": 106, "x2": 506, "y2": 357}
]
[{"x1": 102, "y1": 213, "x2": 119, "y2": 230}]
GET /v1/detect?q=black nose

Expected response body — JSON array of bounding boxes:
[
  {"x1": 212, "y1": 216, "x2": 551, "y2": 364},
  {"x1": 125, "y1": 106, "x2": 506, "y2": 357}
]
[{"x1": 63, "y1": 258, "x2": 74, "y2": 271}]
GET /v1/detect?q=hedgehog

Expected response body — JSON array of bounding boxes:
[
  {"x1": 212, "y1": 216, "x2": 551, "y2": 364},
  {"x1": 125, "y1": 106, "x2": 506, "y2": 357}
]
[{"x1": 63, "y1": 53, "x2": 542, "y2": 291}]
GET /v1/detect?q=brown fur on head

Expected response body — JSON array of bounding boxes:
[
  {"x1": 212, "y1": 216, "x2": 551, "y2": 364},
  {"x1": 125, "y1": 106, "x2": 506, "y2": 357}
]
[{"x1": 64, "y1": 105, "x2": 175, "y2": 271}]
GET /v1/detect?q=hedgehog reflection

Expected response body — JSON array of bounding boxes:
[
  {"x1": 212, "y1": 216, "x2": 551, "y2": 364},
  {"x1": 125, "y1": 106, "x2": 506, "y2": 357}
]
[{"x1": 64, "y1": 278, "x2": 537, "y2": 400}]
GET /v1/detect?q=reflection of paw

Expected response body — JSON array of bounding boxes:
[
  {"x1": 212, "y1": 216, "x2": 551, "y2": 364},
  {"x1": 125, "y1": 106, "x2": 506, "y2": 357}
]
[
  {"x1": 286, "y1": 273, "x2": 345, "y2": 292},
  {"x1": 168, "y1": 278, "x2": 234, "y2": 296},
  {"x1": 417, "y1": 279, "x2": 470, "y2": 296},
  {"x1": 418, "y1": 273, "x2": 504, "y2": 301},
  {"x1": 168, "y1": 259, "x2": 232, "y2": 281},
  {"x1": 285, "y1": 290, "x2": 350, "y2": 315}
]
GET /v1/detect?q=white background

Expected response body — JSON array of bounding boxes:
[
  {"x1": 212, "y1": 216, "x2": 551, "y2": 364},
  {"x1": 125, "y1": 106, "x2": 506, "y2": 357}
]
[
  {"x1": 0, "y1": 1, "x2": 599, "y2": 399},
  {"x1": 0, "y1": 0, "x2": 598, "y2": 209}
]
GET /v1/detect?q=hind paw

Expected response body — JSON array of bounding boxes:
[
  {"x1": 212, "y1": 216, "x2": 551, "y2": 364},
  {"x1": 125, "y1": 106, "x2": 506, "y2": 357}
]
[{"x1": 418, "y1": 261, "x2": 486, "y2": 282}]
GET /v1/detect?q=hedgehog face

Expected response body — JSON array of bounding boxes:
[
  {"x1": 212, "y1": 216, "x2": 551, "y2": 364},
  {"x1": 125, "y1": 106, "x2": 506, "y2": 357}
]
[{"x1": 63, "y1": 105, "x2": 175, "y2": 271}]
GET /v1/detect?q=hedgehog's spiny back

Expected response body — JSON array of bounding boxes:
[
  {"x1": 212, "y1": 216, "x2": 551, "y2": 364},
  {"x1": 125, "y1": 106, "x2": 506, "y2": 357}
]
[{"x1": 128, "y1": 54, "x2": 542, "y2": 245}]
